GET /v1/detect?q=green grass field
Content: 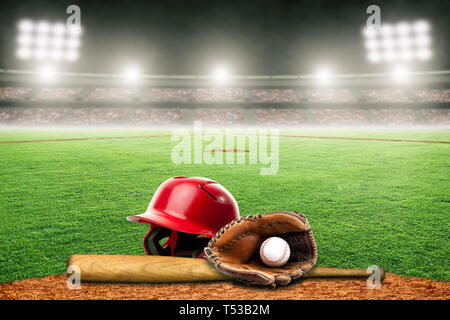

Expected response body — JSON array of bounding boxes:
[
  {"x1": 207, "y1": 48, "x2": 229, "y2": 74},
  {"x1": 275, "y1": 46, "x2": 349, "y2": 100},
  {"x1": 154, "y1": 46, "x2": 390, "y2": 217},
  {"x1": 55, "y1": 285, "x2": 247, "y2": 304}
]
[{"x1": 0, "y1": 127, "x2": 449, "y2": 283}]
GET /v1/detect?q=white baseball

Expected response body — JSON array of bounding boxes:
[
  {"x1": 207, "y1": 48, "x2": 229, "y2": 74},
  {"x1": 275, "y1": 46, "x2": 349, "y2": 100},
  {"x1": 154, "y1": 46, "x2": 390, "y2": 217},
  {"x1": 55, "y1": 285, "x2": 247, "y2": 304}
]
[{"x1": 259, "y1": 236, "x2": 290, "y2": 267}]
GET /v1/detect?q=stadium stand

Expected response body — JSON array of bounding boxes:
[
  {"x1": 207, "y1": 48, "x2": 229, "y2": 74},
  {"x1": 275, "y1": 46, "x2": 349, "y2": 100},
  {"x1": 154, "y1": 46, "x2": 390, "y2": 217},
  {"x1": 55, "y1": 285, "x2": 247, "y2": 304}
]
[
  {"x1": 420, "y1": 109, "x2": 450, "y2": 125},
  {"x1": 0, "y1": 87, "x2": 33, "y2": 101},
  {"x1": 65, "y1": 108, "x2": 130, "y2": 125},
  {"x1": 89, "y1": 88, "x2": 138, "y2": 101},
  {"x1": 1, "y1": 87, "x2": 450, "y2": 103},
  {"x1": 196, "y1": 88, "x2": 245, "y2": 102},
  {"x1": 256, "y1": 109, "x2": 308, "y2": 125},
  {"x1": 251, "y1": 89, "x2": 297, "y2": 102},
  {"x1": 0, "y1": 108, "x2": 19, "y2": 121},
  {"x1": 368, "y1": 109, "x2": 421, "y2": 125},
  {"x1": 15, "y1": 108, "x2": 70, "y2": 125},
  {"x1": 1, "y1": 107, "x2": 447, "y2": 126},
  {"x1": 194, "y1": 109, "x2": 245, "y2": 125},
  {"x1": 0, "y1": 86, "x2": 449, "y2": 126},
  {"x1": 129, "y1": 109, "x2": 185, "y2": 125},
  {"x1": 361, "y1": 89, "x2": 412, "y2": 103},
  {"x1": 309, "y1": 109, "x2": 370, "y2": 125},
  {"x1": 303, "y1": 89, "x2": 358, "y2": 103},
  {"x1": 411, "y1": 89, "x2": 450, "y2": 103},
  {"x1": 146, "y1": 88, "x2": 193, "y2": 102},
  {"x1": 33, "y1": 88, "x2": 82, "y2": 101}
]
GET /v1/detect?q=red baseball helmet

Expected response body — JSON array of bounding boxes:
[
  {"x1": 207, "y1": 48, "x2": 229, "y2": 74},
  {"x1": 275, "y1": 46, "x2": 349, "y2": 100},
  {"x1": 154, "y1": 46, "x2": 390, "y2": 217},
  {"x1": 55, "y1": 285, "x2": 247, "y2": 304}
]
[{"x1": 127, "y1": 176, "x2": 239, "y2": 257}]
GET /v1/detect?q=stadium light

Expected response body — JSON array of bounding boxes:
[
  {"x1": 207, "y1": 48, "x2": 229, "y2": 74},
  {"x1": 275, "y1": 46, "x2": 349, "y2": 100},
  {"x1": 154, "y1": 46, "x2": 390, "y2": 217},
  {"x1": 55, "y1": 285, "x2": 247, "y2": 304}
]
[
  {"x1": 362, "y1": 20, "x2": 432, "y2": 64},
  {"x1": 15, "y1": 19, "x2": 82, "y2": 62},
  {"x1": 415, "y1": 35, "x2": 431, "y2": 47},
  {"x1": 315, "y1": 67, "x2": 333, "y2": 84},
  {"x1": 17, "y1": 34, "x2": 33, "y2": 46},
  {"x1": 365, "y1": 39, "x2": 379, "y2": 51},
  {"x1": 36, "y1": 21, "x2": 51, "y2": 35},
  {"x1": 18, "y1": 19, "x2": 34, "y2": 33},
  {"x1": 50, "y1": 49, "x2": 63, "y2": 61},
  {"x1": 413, "y1": 21, "x2": 429, "y2": 34},
  {"x1": 122, "y1": 65, "x2": 141, "y2": 81},
  {"x1": 396, "y1": 23, "x2": 410, "y2": 36},
  {"x1": 65, "y1": 50, "x2": 79, "y2": 62},
  {"x1": 212, "y1": 66, "x2": 230, "y2": 82},
  {"x1": 392, "y1": 66, "x2": 409, "y2": 82},
  {"x1": 52, "y1": 23, "x2": 66, "y2": 36},
  {"x1": 16, "y1": 47, "x2": 32, "y2": 60},
  {"x1": 380, "y1": 24, "x2": 394, "y2": 37},
  {"x1": 39, "y1": 66, "x2": 56, "y2": 81},
  {"x1": 417, "y1": 48, "x2": 432, "y2": 61},
  {"x1": 34, "y1": 48, "x2": 48, "y2": 60},
  {"x1": 51, "y1": 36, "x2": 64, "y2": 48},
  {"x1": 367, "y1": 51, "x2": 381, "y2": 63}
]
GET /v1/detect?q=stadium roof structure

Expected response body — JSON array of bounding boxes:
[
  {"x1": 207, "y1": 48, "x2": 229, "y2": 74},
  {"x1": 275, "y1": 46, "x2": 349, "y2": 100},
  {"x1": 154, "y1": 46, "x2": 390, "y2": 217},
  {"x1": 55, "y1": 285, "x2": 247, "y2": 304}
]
[{"x1": 0, "y1": 69, "x2": 449, "y2": 88}]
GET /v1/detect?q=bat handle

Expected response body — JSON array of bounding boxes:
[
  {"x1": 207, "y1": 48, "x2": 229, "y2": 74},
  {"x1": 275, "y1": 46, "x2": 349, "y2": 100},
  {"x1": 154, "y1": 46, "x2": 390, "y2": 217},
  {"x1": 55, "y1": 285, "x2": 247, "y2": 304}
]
[{"x1": 306, "y1": 266, "x2": 385, "y2": 281}]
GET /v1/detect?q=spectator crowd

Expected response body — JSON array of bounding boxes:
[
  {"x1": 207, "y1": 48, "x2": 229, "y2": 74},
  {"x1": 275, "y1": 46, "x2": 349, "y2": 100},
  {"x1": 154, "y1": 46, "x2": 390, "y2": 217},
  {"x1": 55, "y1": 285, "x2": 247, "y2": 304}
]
[
  {"x1": 33, "y1": 88, "x2": 82, "y2": 101},
  {"x1": 302, "y1": 89, "x2": 357, "y2": 103},
  {"x1": 0, "y1": 86, "x2": 449, "y2": 103},
  {"x1": 251, "y1": 89, "x2": 297, "y2": 102},
  {"x1": 0, "y1": 87, "x2": 32, "y2": 100},
  {"x1": 194, "y1": 109, "x2": 245, "y2": 125},
  {"x1": 1, "y1": 106, "x2": 448, "y2": 126}
]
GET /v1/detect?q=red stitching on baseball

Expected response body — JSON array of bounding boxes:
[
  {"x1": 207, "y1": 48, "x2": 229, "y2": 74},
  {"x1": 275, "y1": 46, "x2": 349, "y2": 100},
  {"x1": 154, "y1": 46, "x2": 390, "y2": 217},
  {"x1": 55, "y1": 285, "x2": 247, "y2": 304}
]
[
  {"x1": 260, "y1": 238, "x2": 289, "y2": 266},
  {"x1": 260, "y1": 240, "x2": 269, "y2": 264}
]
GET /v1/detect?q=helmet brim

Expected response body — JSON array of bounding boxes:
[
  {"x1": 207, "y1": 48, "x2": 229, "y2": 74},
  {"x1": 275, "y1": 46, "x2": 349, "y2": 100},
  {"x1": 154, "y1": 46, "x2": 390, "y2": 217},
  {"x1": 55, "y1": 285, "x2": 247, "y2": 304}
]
[{"x1": 127, "y1": 209, "x2": 216, "y2": 237}]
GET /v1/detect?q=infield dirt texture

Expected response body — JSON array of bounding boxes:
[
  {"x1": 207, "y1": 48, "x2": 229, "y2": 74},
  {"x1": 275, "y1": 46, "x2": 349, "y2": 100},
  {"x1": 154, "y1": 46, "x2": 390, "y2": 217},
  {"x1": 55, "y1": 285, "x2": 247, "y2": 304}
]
[{"x1": 0, "y1": 128, "x2": 448, "y2": 299}]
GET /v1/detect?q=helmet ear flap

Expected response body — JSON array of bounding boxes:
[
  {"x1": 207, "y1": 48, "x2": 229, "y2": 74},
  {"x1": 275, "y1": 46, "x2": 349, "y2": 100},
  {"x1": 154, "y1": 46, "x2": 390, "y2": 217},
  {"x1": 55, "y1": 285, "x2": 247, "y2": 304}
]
[
  {"x1": 143, "y1": 227, "x2": 172, "y2": 256},
  {"x1": 172, "y1": 232, "x2": 210, "y2": 258}
]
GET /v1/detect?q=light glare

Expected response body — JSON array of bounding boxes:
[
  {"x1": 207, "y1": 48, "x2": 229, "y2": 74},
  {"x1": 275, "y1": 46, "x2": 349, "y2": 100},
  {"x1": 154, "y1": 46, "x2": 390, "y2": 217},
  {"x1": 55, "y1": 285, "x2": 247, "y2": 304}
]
[
  {"x1": 34, "y1": 48, "x2": 48, "y2": 60},
  {"x1": 415, "y1": 35, "x2": 431, "y2": 47},
  {"x1": 17, "y1": 34, "x2": 33, "y2": 46},
  {"x1": 50, "y1": 49, "x2": 63, "y2": 61},
  {"x1": 68, "y1": 25, "x2": 82, "y2": 36},
  {"x1": 15, "y1": 19, "x2": 81, "y2": 63},
  {"x1": 123, "y1": 65, "x2": 141, "y2": 81},
  {"x1": 413, "y1": 21, "x2": 429, "y2": 34},
  {"x1": 417, "y1": 48, "x2": 432, "y2": 60},
  {"x1": 40, "y1": 66, "x2": 56, "y2": 80},
  {"x1": 381, "y1": 24, "x2": 393, "y2": 37},
  {"x1": 17, "y1": 47, "x2": 31, "y2": 60},
  {"x1": 65, "y1": 50, "x2": 79, "y2": 62},
  {"x1": 363, "y1": 20, "x2": 433, "y2": 64},
  {"x1": 367, "y1": 52, "x2": 381, "y2": 63},
  {"x1": 392, "y1": 66, "x2": 409, "y2": 81},
  {"x1": 18, "y1": 20, "x2": 33, "y2": 33},
  {"x1": 36, "y1": 21, "x2": 50, "y2": 34},
  {"x1": 396, "y1": 23, "x2": 411, "y2": 36},
  {"x1": 384, "y1": 51, "x2": 397, "y2": 62},
  {"x1": 66, "y1": 37, "x2": 81, "y2": 49},
  {"x1": 399, "y1": 49, "x2": 414, "y2": 61},
  {"x1": 381, "y1": 38, "x2": 395, "y2": 49},
  {"x1": 363, "y1": 26, "x2": 377, "y2": 38},
  {"x1": 52, "y1": 23, "x2": 66, "y2": 36},
  {"x1": 213, "y1": 66, "x2": 230, "y2": 82},
  {"x1": 315, "y1": 68, "x2": 332, "y2": 83},
  {"x1": 365, "y1": 39, "x2": 379, "y2": 50},
  {"x1": 35, "y1": 35, "x2": 49, "y2": 47}
]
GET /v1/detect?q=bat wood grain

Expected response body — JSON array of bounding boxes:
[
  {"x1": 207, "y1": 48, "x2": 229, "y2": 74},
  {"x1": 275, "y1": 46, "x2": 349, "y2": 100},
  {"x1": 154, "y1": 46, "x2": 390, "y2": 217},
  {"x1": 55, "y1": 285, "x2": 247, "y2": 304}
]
[{"x1": 67, "y1": 254, "x2": 385, "y2": 283}]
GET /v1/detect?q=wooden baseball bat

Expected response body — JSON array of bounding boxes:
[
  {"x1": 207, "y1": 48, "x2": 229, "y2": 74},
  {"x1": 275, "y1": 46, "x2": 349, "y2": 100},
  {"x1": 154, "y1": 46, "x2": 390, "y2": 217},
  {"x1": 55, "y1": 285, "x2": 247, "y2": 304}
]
[{"x1": 67, "y1": 254, "x2": 385, "y2": 283}]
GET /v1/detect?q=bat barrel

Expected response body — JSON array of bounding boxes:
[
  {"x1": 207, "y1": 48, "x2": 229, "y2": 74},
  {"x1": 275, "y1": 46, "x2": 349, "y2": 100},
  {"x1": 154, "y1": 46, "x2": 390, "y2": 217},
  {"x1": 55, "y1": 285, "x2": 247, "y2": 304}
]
[{"x1": 67, "y1": 254, "x2": 230, "y2": 283}]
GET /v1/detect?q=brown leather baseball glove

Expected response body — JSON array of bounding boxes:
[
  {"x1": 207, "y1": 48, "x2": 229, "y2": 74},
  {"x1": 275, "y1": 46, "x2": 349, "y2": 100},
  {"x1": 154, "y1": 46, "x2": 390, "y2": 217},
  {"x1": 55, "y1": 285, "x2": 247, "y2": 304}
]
[{"x1": 204, "y1": 211, "x2": 318, "y2": 286}]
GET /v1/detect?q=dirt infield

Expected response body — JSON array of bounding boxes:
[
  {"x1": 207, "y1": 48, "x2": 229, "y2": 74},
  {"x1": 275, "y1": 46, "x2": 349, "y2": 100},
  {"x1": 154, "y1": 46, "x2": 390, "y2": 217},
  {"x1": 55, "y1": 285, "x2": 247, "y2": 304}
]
[{"x1": 1, "y1": 274, "x2": 448, "y2": 300}]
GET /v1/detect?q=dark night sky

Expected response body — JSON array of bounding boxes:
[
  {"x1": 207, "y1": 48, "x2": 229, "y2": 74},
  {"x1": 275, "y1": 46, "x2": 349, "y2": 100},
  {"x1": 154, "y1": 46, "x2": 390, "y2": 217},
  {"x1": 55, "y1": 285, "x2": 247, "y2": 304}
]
[{"x1": 0, "y1": 0, "x2": 448, "y2": 75}]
